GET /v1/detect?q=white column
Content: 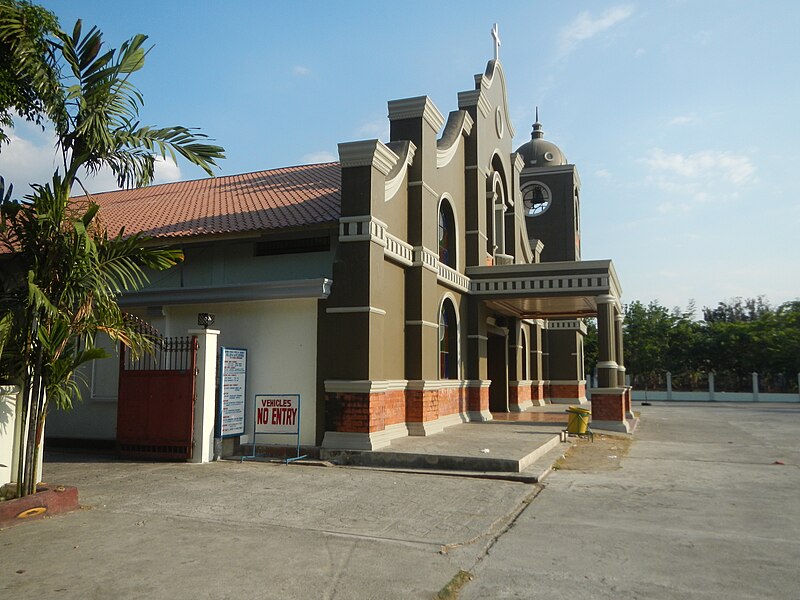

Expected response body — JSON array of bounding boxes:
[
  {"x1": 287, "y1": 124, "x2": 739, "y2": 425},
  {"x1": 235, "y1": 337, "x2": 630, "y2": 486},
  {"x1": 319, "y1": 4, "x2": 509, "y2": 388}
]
[
  {"x1": 1, "y1": 385, "x2": 19, "y2": 486},
  {"x1": 189, "y1": 328, "x2": 219, "y2": 464}
]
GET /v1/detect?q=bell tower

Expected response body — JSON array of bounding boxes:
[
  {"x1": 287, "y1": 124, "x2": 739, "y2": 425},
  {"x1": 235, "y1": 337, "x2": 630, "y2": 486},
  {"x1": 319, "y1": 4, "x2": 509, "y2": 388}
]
[
  {"x1": 515, "y1": 110, "x2": 587, "y2": 403},
  {"x1": 515, "y1": 111, "x2": 581, "y2": 263}
]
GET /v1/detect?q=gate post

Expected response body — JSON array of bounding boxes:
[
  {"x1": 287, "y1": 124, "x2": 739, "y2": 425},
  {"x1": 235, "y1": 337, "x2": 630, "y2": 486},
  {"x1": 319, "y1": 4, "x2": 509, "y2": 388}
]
[{"x1": 190, "y1": 328, "x2": 219, "y2": 463}]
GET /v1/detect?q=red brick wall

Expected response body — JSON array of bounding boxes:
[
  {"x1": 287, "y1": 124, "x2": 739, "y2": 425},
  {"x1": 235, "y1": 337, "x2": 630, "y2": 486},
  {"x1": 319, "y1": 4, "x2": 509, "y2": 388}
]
[
  {"x1": 591, "y1": 392, "x2": 625, "y2": 422},
  {"x1": 328, "y1": 384, "x2": 476, "y2": 435},
  {"x1": 548, "y1": 383, "x2": 586, "y2": 400},
  {"x1": 438, "y1": 386, "x2": 468, "y2": 418},
  {"x1": 326, "y1": 390, "x2": 409, "y2": 434},
  {"x1": 531, "y1": 382, "x2": 544, "y2": 403}
]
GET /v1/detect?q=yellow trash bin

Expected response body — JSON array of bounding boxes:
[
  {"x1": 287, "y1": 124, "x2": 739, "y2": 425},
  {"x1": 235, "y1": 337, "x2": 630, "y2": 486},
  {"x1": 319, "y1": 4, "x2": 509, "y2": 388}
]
[{"x1": 566, "y1": 406, "x2": 591, "y2": 434}]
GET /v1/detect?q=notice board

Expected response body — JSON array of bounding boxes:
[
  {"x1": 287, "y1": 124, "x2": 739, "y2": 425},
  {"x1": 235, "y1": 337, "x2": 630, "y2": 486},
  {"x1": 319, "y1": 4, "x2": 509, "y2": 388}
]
[{"x1": 219, "y1": 347, "x2": 247, "y2": 437}]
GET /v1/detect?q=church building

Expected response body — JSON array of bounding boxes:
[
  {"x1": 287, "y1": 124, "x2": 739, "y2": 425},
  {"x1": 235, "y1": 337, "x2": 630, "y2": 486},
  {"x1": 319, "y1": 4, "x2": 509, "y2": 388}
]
[{"x1": 47, "y1": 35, "x2": 633, "y2": 456}]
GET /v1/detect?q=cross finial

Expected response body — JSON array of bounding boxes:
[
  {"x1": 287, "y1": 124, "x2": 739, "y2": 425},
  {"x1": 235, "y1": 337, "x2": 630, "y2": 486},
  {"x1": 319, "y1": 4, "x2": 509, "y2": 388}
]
[{"x1": 491, "y1": 23, "x2": 501, "y2": 61}]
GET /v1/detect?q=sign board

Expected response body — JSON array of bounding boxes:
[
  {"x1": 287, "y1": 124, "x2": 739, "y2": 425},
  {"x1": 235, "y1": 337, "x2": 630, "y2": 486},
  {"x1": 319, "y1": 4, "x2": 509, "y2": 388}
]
[
  {"x1": 255, "y1": 394, "x2": 300, "y2": 434},
  {"x1": 219, "y1": 347, "x2": 247, "y2": 437}
]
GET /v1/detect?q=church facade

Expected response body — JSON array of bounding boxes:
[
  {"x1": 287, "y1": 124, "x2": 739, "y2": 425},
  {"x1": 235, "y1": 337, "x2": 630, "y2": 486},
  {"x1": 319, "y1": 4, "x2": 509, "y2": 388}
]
[{"x1": 47, "y1": 49, "x2": 633, "y2": 452}]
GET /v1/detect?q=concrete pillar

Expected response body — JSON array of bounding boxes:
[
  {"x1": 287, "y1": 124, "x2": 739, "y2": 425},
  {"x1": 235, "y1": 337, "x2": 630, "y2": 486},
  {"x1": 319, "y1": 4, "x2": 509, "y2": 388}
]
[
  {"x1": 709, "y1": 372, "x2": 715, "y2": 401},
  {"x1": 189, "y1": 328, "x2": 219, "y2": 464},
  {"x1": 4, "y1": 386, "x2": 43, "y2": 487},
  {"x1": 1, "y1": 385, "x2": 19, "y2": 487},
  {"x1": 614, "y1": 312, "x2": 626, "y2": 387},
  {"x1": 752, "y1": 372, "x2": 759, "y2": 401},
  {"x1": 595, "y1": 295, "x2": 618, "y2": 388},
  {"x1": 666, "y1": 372, "x2": 672, "y2": 400}
]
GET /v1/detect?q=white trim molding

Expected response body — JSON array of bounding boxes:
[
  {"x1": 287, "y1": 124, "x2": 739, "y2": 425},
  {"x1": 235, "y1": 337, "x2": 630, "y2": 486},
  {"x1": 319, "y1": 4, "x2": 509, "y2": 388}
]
[
  {"x1": 338, "y1": 139, "x2": 400, "y2": 175},
  {"x1": 405, "y1": 320, "x2": 439, "y2": 329},
  {"x1": 321, "y1": 423, "x2": 410, "y2": 451},
  {"x1": 387, "y1": 96, "x2": 446, "y2": 131},
  {"x1": 324, "y1": 380, "x2": 409, "y2": 394},
  {"x1": 407, "y1": 412, "x2": 466, "y2": 436},
  {"x1": 325, "y1": 306, "x2": 386, "y2": 316},
  {"x1": 384, "y1": 233, "x2": 414, "y2": 266},
  {"x1": 339, "y1": 215, "x2": 388, "y2": 245}
]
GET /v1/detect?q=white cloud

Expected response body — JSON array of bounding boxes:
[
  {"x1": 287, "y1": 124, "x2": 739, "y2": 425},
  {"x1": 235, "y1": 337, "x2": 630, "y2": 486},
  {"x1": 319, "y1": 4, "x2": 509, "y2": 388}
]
[
  {"x1": 72, "y1": 155, "x2": 182, "y2": 194},
  {"x1": 595, "y1": 168, "x2": 612, "y2": 178},
  {"x1": 558, "y1": 5, "x2": 635, "y2": 57},
  {"x1": 356, "y1": 119, "x2": 390, "y2": 140},
  {"x1": 641, "y1": 147, "x2": 757, "y2": 205},
  {"x1": 152, "y1": 156, "x2": 182, "y2": 184},
  {"x1": 302, "y1": 150, "x2": 336, "y2": 164},
  {"x1": 0, "y1": 123, "x2": 182, "y2": 196},
  {"x1": 656, "y1": 201, "x2": 691, "y2": 214},
  {"x1": 293, "y1": 65, "x2": 311, "y2": 77},
  {"x1": 0, "y1": 124, "x2": 60, "y2": 196},
  {"x1": 634, "y1": 48, "x2": 646, "y2": 57},
  {"x1": 643, "y1": 148, "x2": 756, "y2": 185},
  {"x1": 694, "y1": 30, "x2": 712, "y2": 45},
  {"x1": 669, "y1": 114, "x2": 697, "y2": 126}
]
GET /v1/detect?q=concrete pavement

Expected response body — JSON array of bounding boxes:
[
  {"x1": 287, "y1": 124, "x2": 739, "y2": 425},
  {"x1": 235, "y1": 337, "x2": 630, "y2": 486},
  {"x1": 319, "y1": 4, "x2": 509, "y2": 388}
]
[
  {"x1": 1, "y1": 453, "x2": 539, "y2": 599},
  {"x1": 2, "y1": 402, "x2": 798, "y2": 599},
  {"x1": 461, "y1": 402, "x2": 800, "y2": 599}
]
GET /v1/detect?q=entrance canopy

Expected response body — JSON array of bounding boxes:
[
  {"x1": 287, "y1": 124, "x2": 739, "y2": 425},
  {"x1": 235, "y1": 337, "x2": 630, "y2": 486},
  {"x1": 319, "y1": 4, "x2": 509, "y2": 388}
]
[{"x1": 466, "y1": 259, "x2": 622, "y2": 319}]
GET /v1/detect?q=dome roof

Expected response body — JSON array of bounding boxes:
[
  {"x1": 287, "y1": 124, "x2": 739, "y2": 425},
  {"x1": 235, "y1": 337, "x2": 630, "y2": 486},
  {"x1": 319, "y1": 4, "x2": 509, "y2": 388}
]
[{"x1": 515, "y1": 111, "x2": 567, "y2": 168}]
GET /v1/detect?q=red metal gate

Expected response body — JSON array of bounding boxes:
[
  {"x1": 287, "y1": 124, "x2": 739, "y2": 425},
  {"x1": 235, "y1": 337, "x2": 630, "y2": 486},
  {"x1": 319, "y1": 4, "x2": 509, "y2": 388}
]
[{"x1": 117, "y1": 335, "x2": 198, "y2": 460}]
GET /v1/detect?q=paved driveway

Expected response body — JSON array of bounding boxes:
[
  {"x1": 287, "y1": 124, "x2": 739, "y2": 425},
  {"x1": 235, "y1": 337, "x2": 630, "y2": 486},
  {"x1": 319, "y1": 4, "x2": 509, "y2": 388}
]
[
  {"x1": 2, "y1": 403, "x2": 798, "y2": 599},
  {"x1": 462, "y1": 402, "x2": 800, "y2": 599},
  {"x1": 1, "y1": 453, "x2": 537, "y2": 599}
]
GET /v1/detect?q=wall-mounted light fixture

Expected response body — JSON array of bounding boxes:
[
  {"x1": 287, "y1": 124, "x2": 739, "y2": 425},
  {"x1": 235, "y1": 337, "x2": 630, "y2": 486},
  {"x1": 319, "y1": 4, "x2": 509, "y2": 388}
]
[{"x1": 197, "y1": 312, "x2": 216, "y2": 329}]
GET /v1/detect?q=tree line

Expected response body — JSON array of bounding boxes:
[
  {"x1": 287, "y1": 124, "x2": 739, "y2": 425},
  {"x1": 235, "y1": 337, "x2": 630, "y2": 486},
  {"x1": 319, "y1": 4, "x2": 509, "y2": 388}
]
[{"x1": 585, "y1": 298, "x2": 800, "y2": 393}]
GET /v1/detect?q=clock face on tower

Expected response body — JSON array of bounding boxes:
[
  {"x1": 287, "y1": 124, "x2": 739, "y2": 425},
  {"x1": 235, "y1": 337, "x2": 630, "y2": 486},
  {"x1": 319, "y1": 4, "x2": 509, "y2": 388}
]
[{"x1": 523, "y1": 183, "x2": 551, "y2": 217}]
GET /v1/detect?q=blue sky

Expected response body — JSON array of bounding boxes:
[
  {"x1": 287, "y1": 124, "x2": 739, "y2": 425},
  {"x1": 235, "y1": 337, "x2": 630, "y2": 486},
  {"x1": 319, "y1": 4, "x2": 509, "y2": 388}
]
[{"x1": 2, "y1": 1, "x2": 798, "y2": 313}]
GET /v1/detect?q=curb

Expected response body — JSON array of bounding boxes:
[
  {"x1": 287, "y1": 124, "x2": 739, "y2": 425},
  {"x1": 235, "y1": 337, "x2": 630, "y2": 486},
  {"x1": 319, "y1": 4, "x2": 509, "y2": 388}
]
[{"x1": 0, "y1": 485, "x2": 79, "y2": 528}]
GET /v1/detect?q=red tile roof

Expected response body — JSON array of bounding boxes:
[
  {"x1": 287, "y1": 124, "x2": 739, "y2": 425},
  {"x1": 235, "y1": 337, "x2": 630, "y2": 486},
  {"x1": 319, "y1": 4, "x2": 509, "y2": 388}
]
[{"x1": 87, "y1": 162, "x2": 341, "y2": 241}]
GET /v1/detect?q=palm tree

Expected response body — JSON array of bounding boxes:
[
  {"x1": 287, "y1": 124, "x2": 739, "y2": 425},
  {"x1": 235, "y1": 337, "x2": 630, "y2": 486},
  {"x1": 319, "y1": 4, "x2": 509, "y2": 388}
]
[{"x1": 0, "y1": 2, "x2": 225, "y2": 497}]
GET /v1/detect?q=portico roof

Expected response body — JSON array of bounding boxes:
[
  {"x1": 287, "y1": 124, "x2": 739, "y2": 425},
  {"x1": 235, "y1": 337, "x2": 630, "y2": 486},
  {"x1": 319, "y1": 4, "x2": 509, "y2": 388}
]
[{"x1": 466, "y1": 259, "x2": 622, "y2": 319}]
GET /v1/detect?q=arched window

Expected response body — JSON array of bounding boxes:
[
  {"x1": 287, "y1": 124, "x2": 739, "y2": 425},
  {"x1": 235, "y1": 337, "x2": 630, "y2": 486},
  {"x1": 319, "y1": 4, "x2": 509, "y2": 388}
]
[
  {"x1": 494, "y1": 179, "x2": 505, "y2": 254},
  {"x1": 438, "y1": 199, "x2": 456, "y2": 268},
  {"x1": 439, "y1": 298, "x2": 458, "y2": 379}
]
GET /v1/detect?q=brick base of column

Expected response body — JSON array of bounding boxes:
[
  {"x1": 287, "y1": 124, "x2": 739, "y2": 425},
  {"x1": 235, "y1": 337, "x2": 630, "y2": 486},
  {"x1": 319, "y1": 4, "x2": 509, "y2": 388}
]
[
  {"x1": 589, "y1": 387, "x2": 630, "y2": 433},
  {"x1": 322, "y1": 384, "x2": 410, "y2": 450},
  {"x1": 531, "y1": 381, "x2": 546, "y2": 406},
  {"x1": 321, "y1": 380, "x2": 488, "y2": 450},
  {"x1": 467, "y1": 381, "x2": 491, "y2": 421},
  {"x1": 405, "y1": 384, "x2": 468, "y2": 436},
  {"x1": 509, "y1": 381, "x2": 533, "y2": 412}
]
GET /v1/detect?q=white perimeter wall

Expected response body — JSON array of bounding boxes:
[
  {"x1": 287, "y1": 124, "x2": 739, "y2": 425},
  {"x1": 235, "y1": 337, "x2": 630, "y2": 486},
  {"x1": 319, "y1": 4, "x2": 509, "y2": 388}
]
[
  {"x1": 47, "y1": 298, "x2": 319, "y2": 446},
  {"x1": 164, "y1": 299, "x2": 318, "y2": 446}
]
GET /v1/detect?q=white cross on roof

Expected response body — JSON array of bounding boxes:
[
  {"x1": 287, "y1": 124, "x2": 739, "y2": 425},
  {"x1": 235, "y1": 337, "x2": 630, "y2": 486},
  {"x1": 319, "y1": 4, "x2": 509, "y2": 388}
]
[{"x1": 491, "y1": 23, "x2": 501, "y2": 61}]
